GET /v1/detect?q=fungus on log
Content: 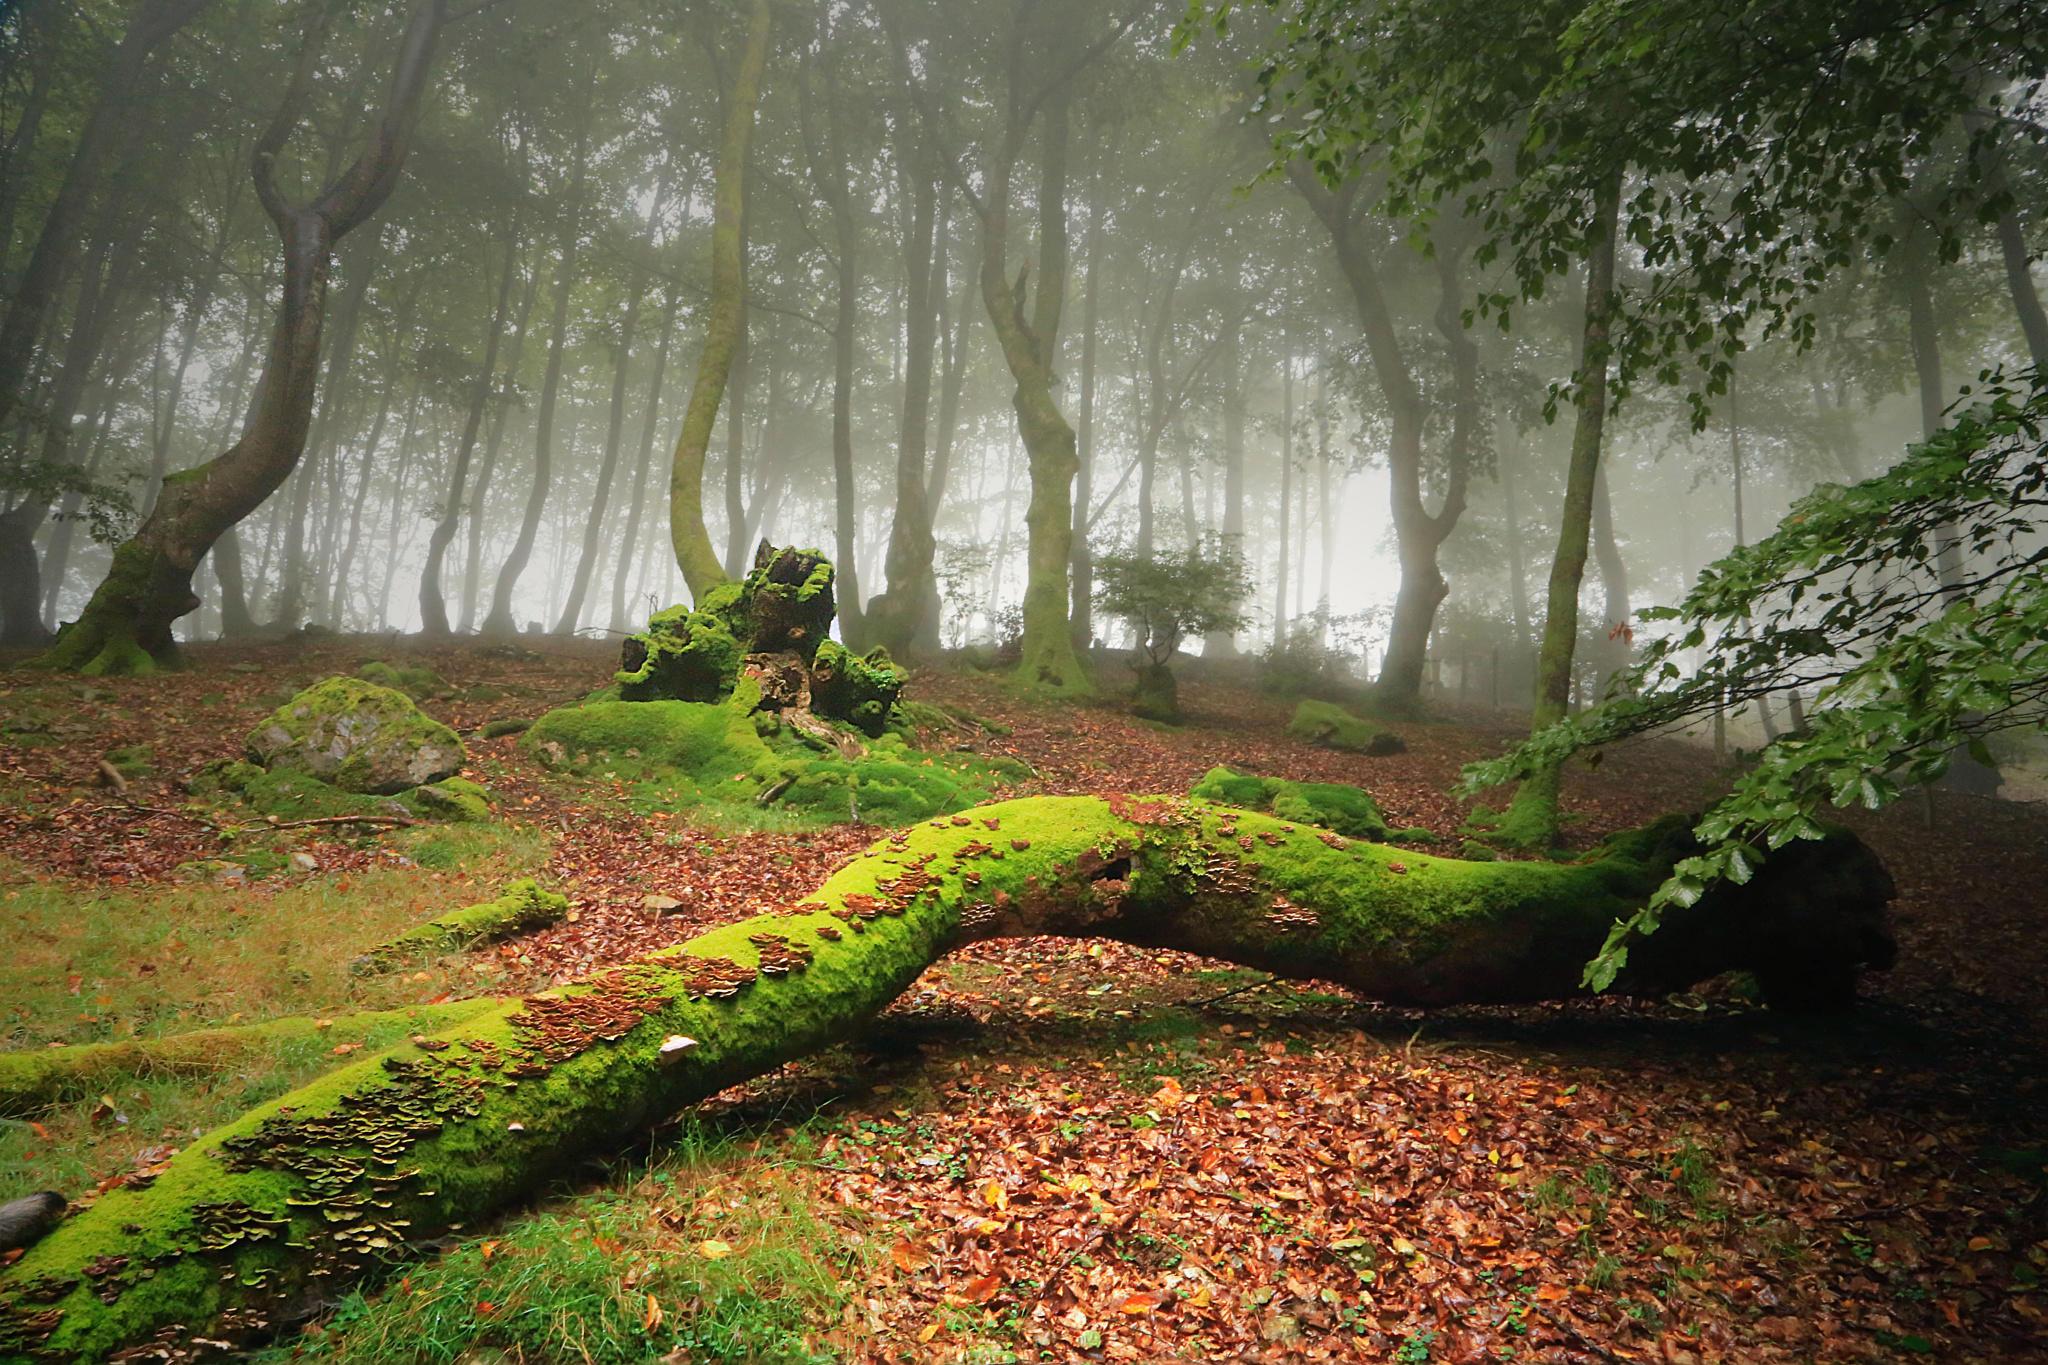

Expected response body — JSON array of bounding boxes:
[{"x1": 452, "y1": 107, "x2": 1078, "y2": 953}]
[{"x1": 0, "y1": 795, "x2": 1892, "y2": 1362}]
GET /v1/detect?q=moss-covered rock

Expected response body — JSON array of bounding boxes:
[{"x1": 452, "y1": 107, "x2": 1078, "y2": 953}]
[
  {"x1": 1188, "y1": 766, "x2": 1388, "y2": 840},
  {"x1": 408, "y1": 777, "x2": 493, "y2": 823},
  {"x1": 247, "y1": 677, "x2": 465, "y2": 795},
  {"x1": 811, "y1": 640, "x2": 907, "y2": 736},
  {"x1": 1288, "y1": 698, "x2": 1406, "y2": 756},
  {"x1": 355, "y1": 879, "x2": 568, "y2": 969}
]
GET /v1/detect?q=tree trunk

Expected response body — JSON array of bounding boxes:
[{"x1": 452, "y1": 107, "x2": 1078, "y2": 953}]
[
  {"x1": 1274, "y1": 357, "x2": 1292, "y2": 652},
  {"x1": 1208, "y1": 319, "x2": 1246, "y2": 659},
  {"x1": 610, "y1": 286, "x2": 681, "y2": 633},
  {"x1": 556, "y1": 174, "x2": 667, "y2": 636},
  {"x1": 670, "y1": 0, "x2": 769, "y2": 601},
  {"x1": 0, "y1": 0, "x2": 208, "y2": 434},
  {"x1": 1295, "y1": 174, "x2": 1474, "y2": 709},
  {"x1": 975, "y1": 77, "x2": 1088, "y2": 692},
  {"x1": 461, "y1": 239, "x2": 542, "y2": 634},
  {"x1": 419, "y1": 219, "x2": 520, "y2": 635},
  {"x1": 1590, "y1": 462, "x2": 1630, "y2": 688},
  {"x1": 0, "y1": 793, "x2": 1895, "y2": 1361},
  {"x1": 1067, "y1": 175, "x2": 1103, "y2": 654},
  {"x1": 1499, "y1": 175, "x2": 1621, "y2": 847},
  {"x1": 31, "y1": 0, "x2": 455, "y2": 675},
  {"x1": 271, "y1": 226, "x2": 383, "y2": 629},
  {"x1": 484, "y1": 90, "x2": 593, "y2": 638},
  {"x1": 877, "y1": 167, "x2": 945, "y2": 661}
]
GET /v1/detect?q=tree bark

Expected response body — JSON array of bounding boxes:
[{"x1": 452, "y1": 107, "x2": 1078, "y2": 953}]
[
  {"x1": 670, "y1": 0, "x2": 770, "y2": 601},
  {"x1": 1068, "y1": 170, "x2": 1104, "y2": 653},
  {"x1": 1293, "y1": 173, "x2": 1475, "y2": 709},
  {"x1": 877, "y1": 162, "x2": 946, "y2": 661},
  {"x1": 0, "y1": 793, "x2": 1895, "y2": 1361},
  {"x1": 31, "y1": 0, "x2": 456, "y2": 675},
  {"x1": 0, "y1": 0, "x2": 209, "y2": 435},
  {"x1": 973, "y1": 51, "x2": 1089, "y2": 692},
  {"x1": 461, "y1": 238, "x2": 543, "y2": 634},
  {"x1": 484, "y1": 85, "x2": 594, "y2": 638},
  {"x1": 1500, "y1": 175, "x2": 1622, "y2": 846},
  {"x1": 555, "y1": 177, "x2": 669, "y2": 636},
  {"x1": 421, "y1": 221, "x2": 521, "y2": 636},
  {"x1": 611, "y1": 286, "x2": 681, "y2": 633}
]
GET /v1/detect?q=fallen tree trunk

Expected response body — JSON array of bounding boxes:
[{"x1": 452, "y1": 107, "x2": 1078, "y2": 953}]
[{"x1": 0, "y1": 795, "x2": 1892, "y2": 1361}]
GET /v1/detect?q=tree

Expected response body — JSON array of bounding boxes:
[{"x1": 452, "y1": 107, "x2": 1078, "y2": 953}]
[
  {"x1": 1094, "y1": 533, "x2": 1253, "y2": 720},
  {"x1": 668, "y1": 0, "x2": 771, "y2": 603},
  {"x1": 33, "y1": 0, "x2": 461, "y2": 674},
  {"x1": 1466, "y1": 368, "x2": 2048, "y2": 988}
]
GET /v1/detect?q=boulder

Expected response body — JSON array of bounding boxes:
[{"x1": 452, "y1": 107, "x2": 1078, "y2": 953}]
[{"x1": 246, "y1": 677, "x2": 465, "y2": 794}]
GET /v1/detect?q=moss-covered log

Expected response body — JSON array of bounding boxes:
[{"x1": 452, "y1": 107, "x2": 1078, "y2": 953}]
[
  {"x1": 0, "y1": 1000, "x2": 501, "y2": 1120},
  {"x1": 0, "y1": 795, "x2": 1892, "y2": 1361},
  {"x1": 351, "y1": 880, "x2": 569, "y2": 972}
]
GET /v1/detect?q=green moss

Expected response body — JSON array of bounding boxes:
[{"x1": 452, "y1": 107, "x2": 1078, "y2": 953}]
[
  {"x1": 356, "y1": 661, "x2": 451, "y2": 699},
  {"x1": 0, "y1": 1000, "x2": 503, "y2": 1118},
  {"x1": 103, "y1": 744, "x2": 155, "y2": 779},
  {"x1": 407, "y1": 776, "x2": 493, "y2": 823},
  {"x1": 247, "y1": 678, "x2": 465, "y2": 795},
  {"x1": 1287, "y1": 698, "x2": 1406, "y2": 756},
  {"x1": 811, "y1": 640, "x2": 907, "y2": 735},
  {"x1": 0, "y1": 796, "x2": 1892, "y2": 1358},
  {"x1": 615, "y1": 603, "x2": 746, "y2": 703},
  {"x1": 356, "y1": 879, "x2": 568, "y2": 969},
  {"x1": 1188, "y1": 766, "x2": 1388, "y2": 840}
]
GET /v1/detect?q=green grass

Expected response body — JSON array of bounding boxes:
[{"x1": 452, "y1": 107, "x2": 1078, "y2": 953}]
[
  {"x1": 0, "y1": 823, "x2": 549, "y2": 1195},
  {"x1": 283, "y1": 1119, "x2": 875, "y2": 1365}
]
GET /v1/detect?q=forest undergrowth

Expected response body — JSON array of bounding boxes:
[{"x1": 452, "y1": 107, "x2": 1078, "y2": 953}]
[{"x1": 1, "y1": 638, "x2": 2043, "y2": 1364}]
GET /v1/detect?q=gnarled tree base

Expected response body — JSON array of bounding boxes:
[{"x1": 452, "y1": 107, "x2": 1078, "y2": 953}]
[{"x1": 0, "y1": 795, "x2": 1892, "y2": 1361}]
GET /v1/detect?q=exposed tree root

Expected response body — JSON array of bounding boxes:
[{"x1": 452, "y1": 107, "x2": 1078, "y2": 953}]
[{"x1": 0, "y1": 795, "x2": 1893, "y2": 1361}]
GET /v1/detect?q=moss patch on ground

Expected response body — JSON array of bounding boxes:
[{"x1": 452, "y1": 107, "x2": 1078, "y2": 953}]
[
  {"x1": 523, "y1": 686, "x2": 1027, "y2": 829},
  {"x1": 1188, "y1": 765, "x2": 1389, "y2": 840},
  {"x1": 1287, "y1": 698, "x2": 1407, "y2": 756}
]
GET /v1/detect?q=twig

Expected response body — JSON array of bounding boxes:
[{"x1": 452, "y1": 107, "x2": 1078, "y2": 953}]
[
  {"x1": 87, "y1": 802, "x2": 222, "y2": 830},
  {"x1": 1190, "y1": 977, "x2": 1274, "y2": 1009},
  {"x1": 246, "y1": 814, "x2": 416, "y2": 832}
]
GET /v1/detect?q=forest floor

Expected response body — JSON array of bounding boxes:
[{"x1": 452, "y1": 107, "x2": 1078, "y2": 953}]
[{"x1": 1, "y1": 637, "x2": 2045, "y2": 1365}]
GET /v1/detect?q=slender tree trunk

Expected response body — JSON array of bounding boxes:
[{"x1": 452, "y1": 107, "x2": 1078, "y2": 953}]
[
  {"x1": 33, "y1": 0, "x2": 456, "y2": 675},
  {"x1": 1501, "y1": 426, "x2": 1530, "y2": 644},
  {"x1": 272, "y1": 226, "x2": 383, "y2": 628},
  {"x1": 975, "y1": 67, "x2": 1088, "y2": 691},
  {"x1": 1274, "y1": 357, "x2": 1292, "y2": 653},
  {"x1": 0, "y1": 0, "x2": 209, "y2": 434},
  {"x1": 553, "y1": 280, "x2": 645, "y2": 635},
  {"x1": 1590, "y1": 461, "x2": 1630, "y2": 689},
  {"x1": 610, "y1": 286, "x2": 680, "y2": 633},
  {"x1": 484, "y1": 90, "x2": 593, "y2": 637},
  {"x1": 462, "y1": 244, "x2": 542, "y2": 633},
  {"x1": 1295, "y1": 174, "x2": 1473, "y2": 707},
  {"x1": 1068, "y1": 171, "x2": 1103, "y2": 652},
  {"x1": 720, "y1": 322, "x2": 752, "y2": 574},
  {"x1": 1500, "y1": 175, "x2": 1621, "y2": 846},
  {"x1": 421, "y1": 221, "x2": 519, "y2": 636},
  {"x1": 927, "y1": 254, "x2": 970, "y2": 510},
  {"x1": 1209, "y1": 319, "x2": 1246, "y2": 659},
  {"x1": 670, "y1": 0, "x2": 769, "y2": 600},
  {"x1": 878, "y1": 167, "x2": 945, "y2": 660}
]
